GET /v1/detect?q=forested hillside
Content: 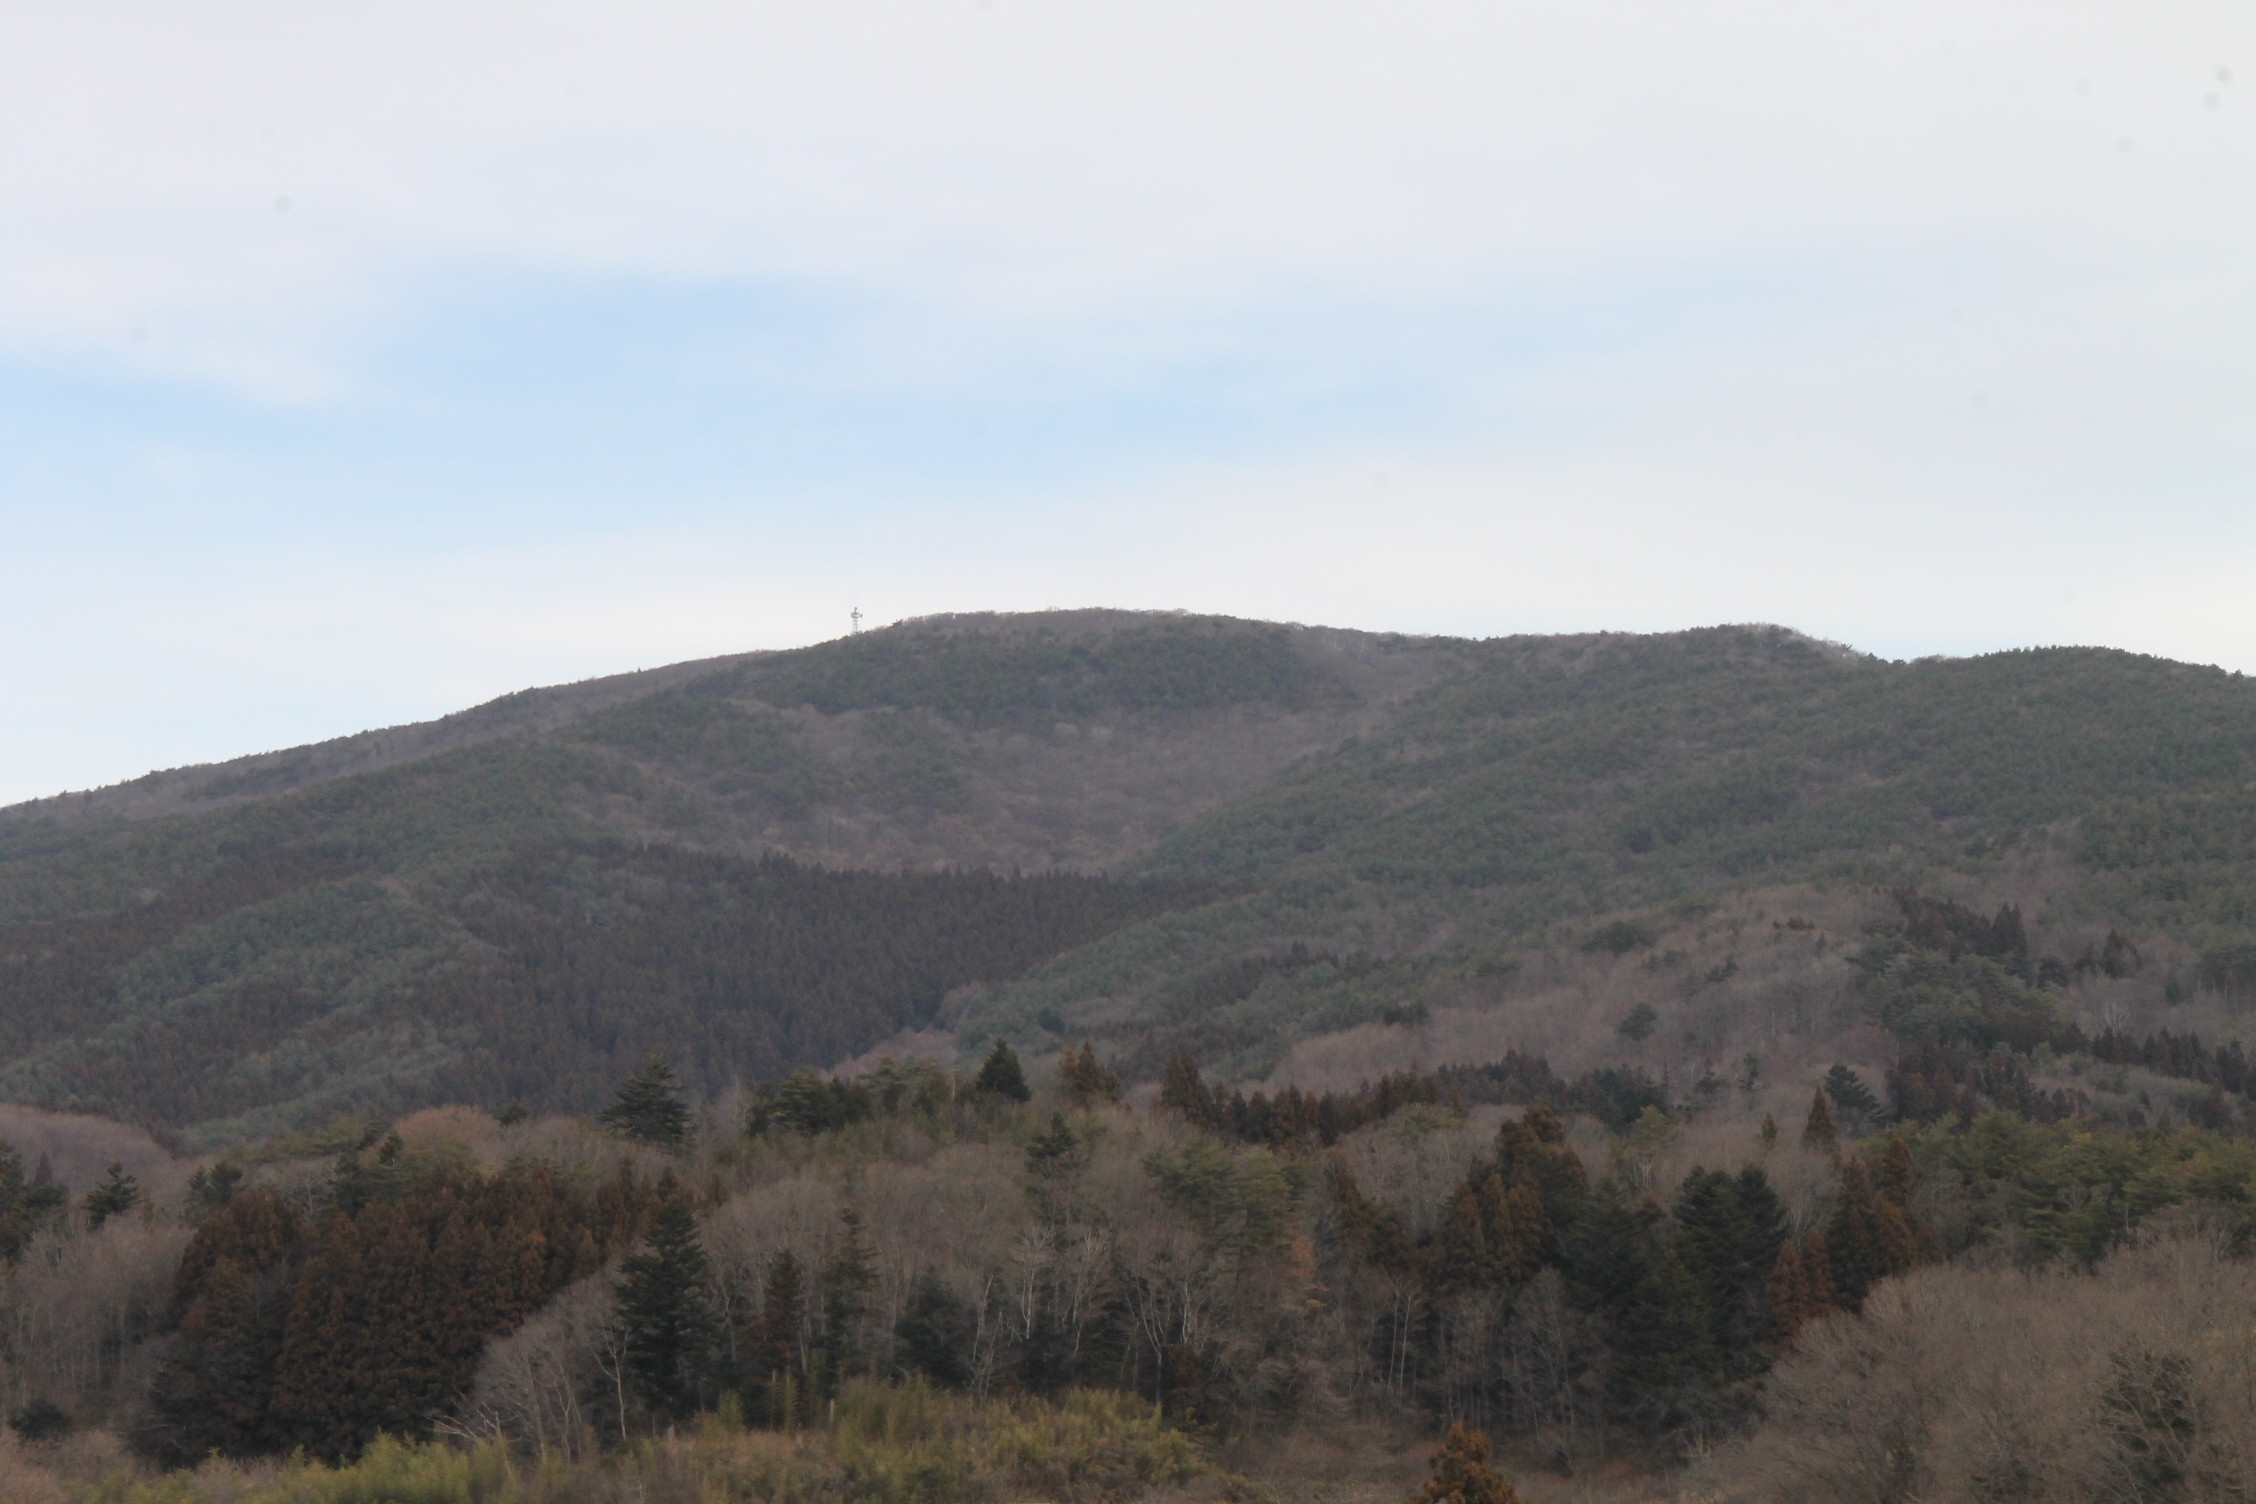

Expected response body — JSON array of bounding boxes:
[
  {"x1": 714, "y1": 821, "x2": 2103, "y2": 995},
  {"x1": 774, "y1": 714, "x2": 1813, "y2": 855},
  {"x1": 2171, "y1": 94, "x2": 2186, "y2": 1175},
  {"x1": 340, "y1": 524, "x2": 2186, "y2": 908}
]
[
  {"x1": 6, "y1": 612, "x2": 2256, "y2": 1502},
  {"x1": 974, "y1": 628, "x2": 2256, "y2": 1082},
  {"x1": 3, "y1": 613, "x2": 2255, "y2": 1146},
  {"x1": 0, "y1": 613, "x2": 1426, "y2": 1142}
]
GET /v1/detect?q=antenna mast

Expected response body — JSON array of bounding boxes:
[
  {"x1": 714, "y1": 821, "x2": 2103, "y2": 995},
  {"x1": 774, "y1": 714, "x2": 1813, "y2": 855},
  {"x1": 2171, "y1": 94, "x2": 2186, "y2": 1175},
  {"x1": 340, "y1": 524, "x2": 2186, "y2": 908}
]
[{"x1": 850, "y1": 606, "x2": 863, "y2": 634}]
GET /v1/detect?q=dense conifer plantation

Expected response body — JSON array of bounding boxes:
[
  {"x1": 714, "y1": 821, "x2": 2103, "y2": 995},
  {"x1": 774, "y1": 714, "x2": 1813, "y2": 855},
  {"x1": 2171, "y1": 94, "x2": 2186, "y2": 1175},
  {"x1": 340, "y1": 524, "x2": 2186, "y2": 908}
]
[{"x1": 141, "y1": 1152, "x2": 662, "y2": 1462}]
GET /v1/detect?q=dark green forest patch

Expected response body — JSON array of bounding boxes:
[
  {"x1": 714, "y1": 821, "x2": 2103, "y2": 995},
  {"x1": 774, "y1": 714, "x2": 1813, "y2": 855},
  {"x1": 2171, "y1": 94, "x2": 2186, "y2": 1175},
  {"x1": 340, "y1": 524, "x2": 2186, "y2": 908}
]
[
  {"x1": 0, "y1": 837, "x2": 1212, "y2": 1133},
  {"x1": 385, "y1": 847, "x2": 1213, "y2": 1116}
]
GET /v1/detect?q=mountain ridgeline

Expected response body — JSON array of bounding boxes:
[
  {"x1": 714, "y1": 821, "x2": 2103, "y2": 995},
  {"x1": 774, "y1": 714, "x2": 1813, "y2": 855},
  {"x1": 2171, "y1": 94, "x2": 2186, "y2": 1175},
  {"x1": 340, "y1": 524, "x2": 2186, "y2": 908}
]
[{"x1": 3, "y1": 611, "x2": 2254, "y2": 1143}]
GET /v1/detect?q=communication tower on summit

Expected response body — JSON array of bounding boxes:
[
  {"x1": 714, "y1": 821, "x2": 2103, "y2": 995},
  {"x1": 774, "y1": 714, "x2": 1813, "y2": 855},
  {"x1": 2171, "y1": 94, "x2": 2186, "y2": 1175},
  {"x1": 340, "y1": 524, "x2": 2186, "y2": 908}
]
[{"x1": 851, "y1": 607, "x2": 863, "y2": 634}]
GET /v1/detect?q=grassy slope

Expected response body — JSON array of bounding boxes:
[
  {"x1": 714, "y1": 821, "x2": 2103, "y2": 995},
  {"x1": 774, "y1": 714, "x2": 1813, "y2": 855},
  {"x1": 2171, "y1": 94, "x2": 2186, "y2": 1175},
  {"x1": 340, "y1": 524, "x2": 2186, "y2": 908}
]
[{"x1": 2, "y1": 615, "x2": 2253, "y2": 1137}]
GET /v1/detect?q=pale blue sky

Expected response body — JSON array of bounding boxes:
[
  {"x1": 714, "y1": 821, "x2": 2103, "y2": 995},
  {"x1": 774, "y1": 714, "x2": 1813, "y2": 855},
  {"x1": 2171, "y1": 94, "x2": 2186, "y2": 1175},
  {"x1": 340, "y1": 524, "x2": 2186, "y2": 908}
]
[{"x1": 3, "y1": 2, "x2": 2252, "y2": 804}]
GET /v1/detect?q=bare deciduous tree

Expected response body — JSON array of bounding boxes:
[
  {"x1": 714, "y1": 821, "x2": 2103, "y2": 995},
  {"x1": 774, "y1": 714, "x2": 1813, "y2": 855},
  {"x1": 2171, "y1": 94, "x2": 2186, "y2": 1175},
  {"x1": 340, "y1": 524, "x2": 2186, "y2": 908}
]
[
  {"x1": 1734, "y1": 1232, "x2": 2256, "y2": 1504},
  {"x1": 458, "y1": 1275, "x2": 618, "y2": 1458},
  {"x1": 0, "y1": 1218, "x2": 189, "y2": 1420}
]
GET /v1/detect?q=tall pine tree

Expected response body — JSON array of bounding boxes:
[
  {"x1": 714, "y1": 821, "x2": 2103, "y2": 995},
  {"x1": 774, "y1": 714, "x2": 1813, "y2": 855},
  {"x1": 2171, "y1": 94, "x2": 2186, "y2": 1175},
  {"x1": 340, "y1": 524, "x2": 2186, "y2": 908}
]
[
  {"x1": 1672, "y1": 1166, "x2": 1787, "y2": 1377},
  {"x1": 1158, "y1": 1054, "x2": 1218, "y2": 1127},
  {"x1": 748, "y1": 1249, "x2": 807, "y2": 1425},
  {"x1": 1495, "y1": 1106, "x2": 1587, "y2": 1266},
  {"x1": 600, "y1": 1055, "x2": 693, "y2": 1148},
  {"x1": 1611, "y1": 1239, "x2": 1721, "y2": 1430},
  {"x1": 272, "y1": 1216, "x2": 377, "y2": 1456},
  {"x1": 894, "y1": 1269, "x2": 975, "y2": 1388},
  {"x1": 973, "y1": 1039, "x2": 1032, "y2": 1102},
  {"x1": 1823, "y1": 1159, "x2": 1917, "y2": 1311},
  {"x1": 821, "y1": 1208, "x2": 878, "y2": 1388},
  {"x1": 1057, "y1": 1042, "x2": 1122, "y2": 1106},
  {"x1": 83, "y1": 1161, "x2": 142, "y2": 1231},
  {"x1": 1802, "y1": 1088, "x2": 1838, "y2": 1152},
  {"x1": 1763, "y1": 1240, "x2": 1836, "y2": 1347},
  {"x1": 618, "y1": 1199, "x2": 712, "y2": 1425},
  {"x1": 1824, "y1": 1064, "x2": 1883, "y2": 1135},
  {"x1": 1561, "y1": 1181, "x2": 1661, "y2": 1324},
  {"x1": 617, "y1": 1199, "x2": 722, "y2": 1421}
]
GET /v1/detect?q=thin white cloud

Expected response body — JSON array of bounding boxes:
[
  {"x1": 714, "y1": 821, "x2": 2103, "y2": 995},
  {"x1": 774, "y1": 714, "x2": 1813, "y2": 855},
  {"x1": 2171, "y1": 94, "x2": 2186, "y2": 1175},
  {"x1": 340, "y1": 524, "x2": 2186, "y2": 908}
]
[{"x1": 4, "y1": 2, "x2": 2249, "y2": 387}]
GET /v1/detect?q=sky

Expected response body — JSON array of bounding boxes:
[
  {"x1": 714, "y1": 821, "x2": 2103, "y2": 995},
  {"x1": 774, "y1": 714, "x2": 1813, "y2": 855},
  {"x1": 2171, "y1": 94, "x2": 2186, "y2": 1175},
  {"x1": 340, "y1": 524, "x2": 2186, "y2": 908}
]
[{"x1": 3, "y1": 2, "x2": 2252, "y2": 804}]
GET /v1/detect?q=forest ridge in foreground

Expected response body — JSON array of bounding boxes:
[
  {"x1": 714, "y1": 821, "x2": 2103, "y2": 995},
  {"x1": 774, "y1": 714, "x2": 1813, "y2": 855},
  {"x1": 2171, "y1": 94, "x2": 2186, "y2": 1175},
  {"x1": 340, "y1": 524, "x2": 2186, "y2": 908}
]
[{"x1": 2, "y1": 613, "x2": 2256, "y2": 1499}]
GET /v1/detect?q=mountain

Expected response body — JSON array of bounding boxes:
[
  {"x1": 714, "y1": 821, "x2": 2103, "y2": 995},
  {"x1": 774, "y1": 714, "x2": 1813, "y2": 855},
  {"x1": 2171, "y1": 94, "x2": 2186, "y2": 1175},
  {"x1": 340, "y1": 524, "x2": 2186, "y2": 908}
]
[{"x1": 3, "y1": 610, "x2": 2253, "y2": 1145}]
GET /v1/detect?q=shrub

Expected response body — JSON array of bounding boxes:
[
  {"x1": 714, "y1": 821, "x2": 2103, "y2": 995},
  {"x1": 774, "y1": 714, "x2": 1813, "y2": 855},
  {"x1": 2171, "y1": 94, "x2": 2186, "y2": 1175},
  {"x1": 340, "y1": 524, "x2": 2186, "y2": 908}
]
[{"x1": 7, "y1": 1399, "x2": 69, "y2": 1441}]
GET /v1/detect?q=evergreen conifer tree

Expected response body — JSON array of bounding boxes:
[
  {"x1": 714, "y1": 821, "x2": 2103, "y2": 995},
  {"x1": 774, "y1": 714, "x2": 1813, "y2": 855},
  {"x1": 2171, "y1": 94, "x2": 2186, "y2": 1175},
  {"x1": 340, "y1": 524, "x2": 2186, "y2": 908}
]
[
  {"x1": 599, "y1": 1055, "x2": 693, "y2": 1148},
  {"x1": 617, "y1": 1200, "x2": 721, "y2": 1420},
  {"x1": 427, "y1": 1212, "x2": 497, "y2": 1374},
  {"x1": 272, "y1": 1216, "x2": 374, "y2": 1455},
  {"x1": 1612, "y1": 1239, "x2": 1721, "y2": 1427},
  {"x1": 1672, "y1": 1166, "x2": 1787, "y2": 1374},
  {"x1": 1765, "y1": 1232, "x2": 1843, "y2": 1347},
  {"x1": 894, "y1": 1269, "x2": 975, "y2": 1387},
  {"x1": 83, "y1": 1161, "x2": 142, "y2": 1230},
  {"x1": 1802, "y1": 1088, "x2": 1838, "y2": 1152},
  {"x1": 1495, "y1": 1174, "x2": 1549, "y2": 1284},
  {"x1": 0, "y1": 1145, "x2": 66, "y2": 1258},
  {"x1": 184, "y1": 1161, "x2": 245, "y2": 1220},
  {"x1": 8, "y1": 1398, "x2": 70, "y2": 1441},
  {"x1": 1495, "y1": 1107, "x2": 1587, "y2": 1261},
  {"x1": 1873, "y1": 1135, "x2": 1930, "y2": 1270},
  {"x1": 1159, "y1": 1054, "x2": 1218, "y2": 1127},
  {"x1": 973, "y1": 1039, "x2": 1032, "y2": 1102},
  {"x1": 750, "y1": 1248, "x2": 807, "y2": 1422},
  {"x1": 1823, "y1": 1160, "x2": 1895, "y2": 1310},
  {"x1": 1460, "y1": 1168, "x2": 1534, "y2": 1287},
  {"x1": 1430, "y1": 1176, "x2": 1497, "y2": 1293},
  {"x1": 330, "y1": 1147, "x2": 375, "y2": 1219},
  {"x1": 1878, "y1": 1134, "x2": 1917, "y2": 1207},
  {"x1": 151, "y1": 1255, "x2": 277, "y2": 1458},
  {"x1": 1561, "y1": 1181, "x2": 1661, "y2": 1323},
  {"x1": 1409, "y1": 1421, "x2": 1523, "y2": 1504},
  {"x1": 1057, "y1": 1042, "x2": 1123, "y2": 1106},
  {"x1": 1330, "y1": 1162, "x2": 1415, "y2": 1273},
  {"x1": 1025, "y1": 1113, "x2": 1093, "y2": 1224},
  {"x1": 1764, "y1": 1243, "x2": 1814, "y2": 1345},
  {"x1": 821, "y1": 1208, "x2": 878, "y2": 1385},
  {"x1": 358, "y1": 1210, "x2": 444, "y2": 1440},
  {"x1": 2098, "y1": 1346, "x2": 2204, "y2": 1501},
  {"x1": 1799, "y1": 1231, "x2": 1838, "y2": 1313},
  {"x1": 1824, "y1": 1064, "x2": 1883, "y2": 1135}
]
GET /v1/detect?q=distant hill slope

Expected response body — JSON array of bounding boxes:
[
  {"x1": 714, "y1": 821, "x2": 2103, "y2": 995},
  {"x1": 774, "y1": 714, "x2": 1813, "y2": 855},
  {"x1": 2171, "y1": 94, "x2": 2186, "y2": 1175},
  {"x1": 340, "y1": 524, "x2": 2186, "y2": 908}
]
[
  {"x1": 0, "y1": 613, "x2": 1448, "y2": 1141},
  {"x1": 0, "y1": 612, "x2": 1449, "y2": 885},
  {"x1": 970, "y1": 628, "x2": 2256, "y2": 1076},
  {"x1": 2, "y1": 612, "x2": 2253, "y2": 1142},
  {"x1": 1145, "y1": 629, "x2": 2256, "y2": 899}
]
